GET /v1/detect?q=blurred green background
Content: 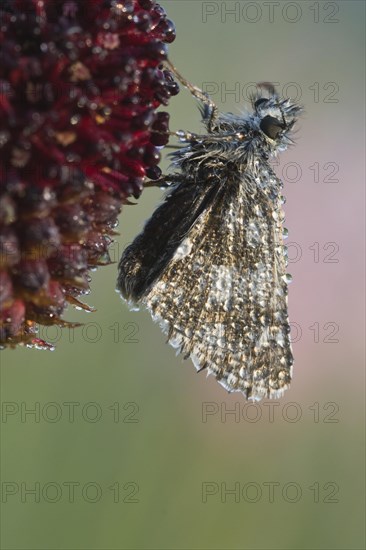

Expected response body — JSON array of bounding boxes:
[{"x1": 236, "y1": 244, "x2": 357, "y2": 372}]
[{"x1": 1, "y1": 1, "x2": 365, "y2": 549}]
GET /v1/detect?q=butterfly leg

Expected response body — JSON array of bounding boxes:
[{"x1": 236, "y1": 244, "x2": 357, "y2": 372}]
[
  {"x1": 165, "y1": 59, "x2": 219, "y2": 132},
  {"x1": 143, "y1": 174, "x2": 182, "y2": 189}
]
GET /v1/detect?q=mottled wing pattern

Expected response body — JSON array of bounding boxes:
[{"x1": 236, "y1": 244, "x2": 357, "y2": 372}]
[{"x1": 141, "y1": 172, "x2": 293, "y2": 400}]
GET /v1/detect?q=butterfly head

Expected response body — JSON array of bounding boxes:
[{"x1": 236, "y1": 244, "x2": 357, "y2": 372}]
[{"x1": 251, "y1": 85, "x2": 302, "y2": 150}]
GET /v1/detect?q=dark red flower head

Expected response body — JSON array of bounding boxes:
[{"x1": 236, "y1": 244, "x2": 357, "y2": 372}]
[{"x1": 0, "y1": 0, "x2": 178, "y2": 348}]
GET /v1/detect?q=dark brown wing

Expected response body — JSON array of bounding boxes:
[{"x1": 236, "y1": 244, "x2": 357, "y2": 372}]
[{"x1": 117, "y1": 178, "x2": 222, "y2": 301}]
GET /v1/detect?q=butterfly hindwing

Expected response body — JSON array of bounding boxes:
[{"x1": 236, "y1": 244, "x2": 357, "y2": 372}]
[{"x1": 140, "y1": 171, "x2": 293, "y2": 399}]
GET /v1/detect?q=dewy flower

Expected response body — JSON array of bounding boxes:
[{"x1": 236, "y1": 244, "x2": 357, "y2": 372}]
[{"x1": 0, "y1": 0, "x2": 178, "y2": 348}]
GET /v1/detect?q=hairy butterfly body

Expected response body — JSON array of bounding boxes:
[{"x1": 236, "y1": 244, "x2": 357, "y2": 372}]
[{"x1": 118, "y1": 68, "x2": 301, "y2": 400}]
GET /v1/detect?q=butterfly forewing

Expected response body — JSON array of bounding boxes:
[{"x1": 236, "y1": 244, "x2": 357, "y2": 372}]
[{"x1": 117, "y1": 178, "x2": 220, "y2": 302}]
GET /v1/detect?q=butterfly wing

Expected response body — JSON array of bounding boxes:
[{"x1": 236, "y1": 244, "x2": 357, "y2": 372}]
[
  {"x1": 128, "y1": 170, "x2": 293, "y2": 400},
  {"x1": 117, "y1": 177, "x2": 221, "y2": 302}
]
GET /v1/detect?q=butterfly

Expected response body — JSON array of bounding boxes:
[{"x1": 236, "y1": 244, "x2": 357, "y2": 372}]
[{"x1": 117, "y1": 62, "x2": 302, "y2": 400}]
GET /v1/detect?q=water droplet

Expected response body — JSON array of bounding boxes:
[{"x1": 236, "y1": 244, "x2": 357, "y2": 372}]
[{"x1": 282, "y1": 273, "x2": 293, "y2": 284}]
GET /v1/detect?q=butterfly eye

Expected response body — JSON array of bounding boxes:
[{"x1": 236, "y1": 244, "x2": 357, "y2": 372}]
[
  {"x1": 260, "y1": 115, "x2": 286, "y2": 139},
  {"x1": 254, "y1": 98, "x2": 269, "y2": 110}
]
